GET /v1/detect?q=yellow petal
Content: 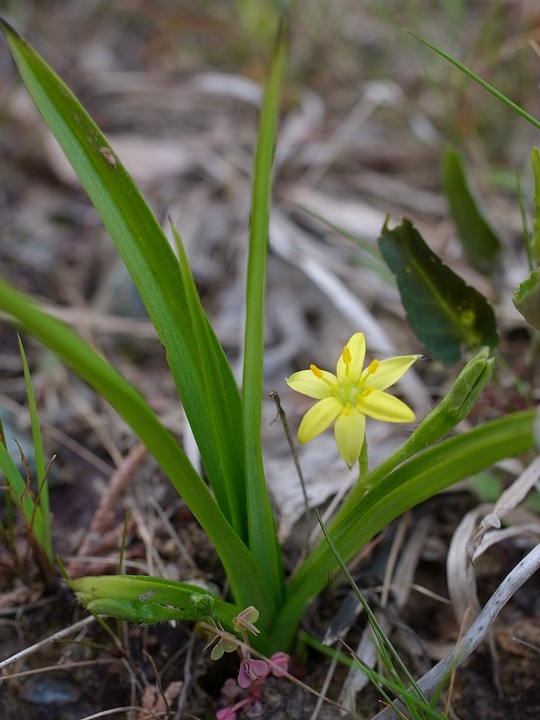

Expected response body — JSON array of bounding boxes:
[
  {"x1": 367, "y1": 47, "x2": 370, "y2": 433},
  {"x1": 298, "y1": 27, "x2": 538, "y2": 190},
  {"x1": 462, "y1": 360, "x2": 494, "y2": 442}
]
[
  {"x1": 297, "y1": 397, "x2": 343, "y2": 443},
  {"x1": 286, "y1": 369, "x2": 337, "y2": 399},
  {"x1": 334, "y1": 408, "x2": 366, "y2": 466},
  {"x1": 337, "y1": 333, "x2": 366, "y2": 384},
  {"x1": 359, "y1": 389, "x2": 415, "y2": 422},
  {"x1": 365, "y1": 354, "x2": 421, "y2": 391}
]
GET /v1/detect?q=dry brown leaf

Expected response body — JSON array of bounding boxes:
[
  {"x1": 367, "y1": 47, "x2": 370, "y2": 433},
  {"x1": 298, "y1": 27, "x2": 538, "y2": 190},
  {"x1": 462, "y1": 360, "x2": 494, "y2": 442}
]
[{"x1": 447, "y1": 505, "x2": 489, "y2": 627}]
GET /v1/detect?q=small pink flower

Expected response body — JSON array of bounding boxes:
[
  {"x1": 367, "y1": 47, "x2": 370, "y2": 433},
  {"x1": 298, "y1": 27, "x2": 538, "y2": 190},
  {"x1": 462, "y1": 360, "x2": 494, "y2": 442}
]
[
  {"x1": 268, "y1": 652, "x2": 289, "y2": 677},
  {"x1": 237, "y1": 658, "x2": 269, "y2": 688}
]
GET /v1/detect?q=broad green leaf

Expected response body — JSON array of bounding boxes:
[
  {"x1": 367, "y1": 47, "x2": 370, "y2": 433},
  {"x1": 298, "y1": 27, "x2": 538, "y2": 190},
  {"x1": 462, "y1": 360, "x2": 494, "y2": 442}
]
[
  {"x1": 0, "y1": 279, "x2": 274, "y2": 620},
  {"x1": 441, "y1": 148, "x2": 502, "y2": 273},
  {"x1": 0, "y1": 19, "x2": 245, "y2": 536},
  {"x1": 513, "y1": 270, "x2": 540, "y2": 331},
  {"x1": 271, "y1": 407, "x2": 536, "y2": 648},
  {"x1": 378, "y1": 218, "x2": 498, "y2": 365},
  {"x1": 242, "y1": 15, "x2": 286, "y2": 605}
]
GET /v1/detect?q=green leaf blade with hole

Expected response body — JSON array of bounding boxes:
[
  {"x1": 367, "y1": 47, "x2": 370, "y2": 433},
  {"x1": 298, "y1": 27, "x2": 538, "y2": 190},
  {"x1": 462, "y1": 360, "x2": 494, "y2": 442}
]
[
  {"x1": 378, "y1": 218, "x2": 498, "y2": 365},
  {"x1": 441, "y1": 148, "x2": 502, "y2": 274}
]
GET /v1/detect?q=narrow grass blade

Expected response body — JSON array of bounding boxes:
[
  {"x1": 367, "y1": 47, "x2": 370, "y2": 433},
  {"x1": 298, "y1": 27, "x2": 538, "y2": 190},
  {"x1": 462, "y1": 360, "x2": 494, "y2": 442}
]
[
  {"x1": 0, "y1": 18, "x2": 245, "y2": 535},
  {"x1": 372, "y1": 542, "x2": 540, "y2": 720},
  {"x1": 242, "y1": 15, "x2": 287, "y2": 606},
  {"x1": 297, "y1": 206, "x2": 393, "y2": 284},
  {"x1": 316, "y1": 512, "x2": 436, "y2": 714},
  {"x1": 0, "y1": 431, "x2": 48, "y2": 553},
  {"x1": 408, "y1": 31, "x2": 540, "y2": 131},
  {"x1": 17, "y1": 335, "x2": 52, "y2": 561}
]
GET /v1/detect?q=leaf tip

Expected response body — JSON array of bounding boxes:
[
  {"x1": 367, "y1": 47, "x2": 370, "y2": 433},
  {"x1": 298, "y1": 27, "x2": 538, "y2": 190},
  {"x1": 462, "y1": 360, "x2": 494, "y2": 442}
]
[{"x1": 0, "y1": 16, "x2": 20, "y2": 41}]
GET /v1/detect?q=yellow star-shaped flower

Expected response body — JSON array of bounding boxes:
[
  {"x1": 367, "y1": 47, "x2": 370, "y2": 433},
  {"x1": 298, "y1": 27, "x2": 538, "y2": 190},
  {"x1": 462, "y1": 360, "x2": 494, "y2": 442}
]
[{"x1": 286, "y1": 333, "x2": 420, "y2": 467}]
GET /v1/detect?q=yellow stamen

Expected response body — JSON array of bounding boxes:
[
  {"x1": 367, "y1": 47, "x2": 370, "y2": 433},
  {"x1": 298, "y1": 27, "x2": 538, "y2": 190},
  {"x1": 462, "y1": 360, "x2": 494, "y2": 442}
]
[
  {"x1": 342, "y1": 346, "x2": 352, "y2": 364},
  {"x1": 310, "y1": 364, "x2": 323, "y2": 378},
  {"x1": 341, "y1": 402, "x2": 352, "y2": 416},
  {"x1": 362, "y1": 387, "x2": 374, "y2": 397},
  {"x1": 367, "y1": 359, "x2": 379, "y2": 374}
]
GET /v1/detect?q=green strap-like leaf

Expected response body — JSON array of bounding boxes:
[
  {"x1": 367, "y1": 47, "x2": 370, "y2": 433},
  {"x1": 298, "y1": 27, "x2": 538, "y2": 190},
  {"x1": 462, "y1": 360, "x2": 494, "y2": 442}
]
[
  {"x1": 0, "y1": 19, "x2": 245, "y2": 535},
  {"x1": 242, "y1": 15, "x2": 287, "y2": 607},
  {"x1": 378, "y1": 218, "x2": 498, "y2": 365},
  {"x1": 171, "y1": 223, "x2": 246, "y2": 536},
  {"x1": 271, "y1": 408, "x2": 536, "y2": 649}
]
